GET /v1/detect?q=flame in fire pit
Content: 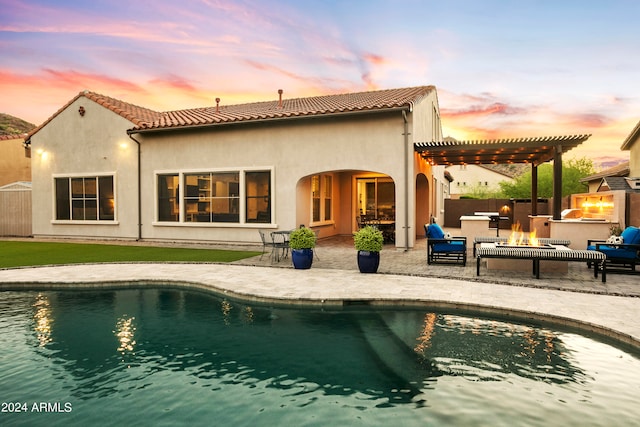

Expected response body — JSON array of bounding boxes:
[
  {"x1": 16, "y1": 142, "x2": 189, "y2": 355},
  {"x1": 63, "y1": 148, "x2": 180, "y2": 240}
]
[{"x1": 507, "y1": 222, "x2": 540, "y2": 246}]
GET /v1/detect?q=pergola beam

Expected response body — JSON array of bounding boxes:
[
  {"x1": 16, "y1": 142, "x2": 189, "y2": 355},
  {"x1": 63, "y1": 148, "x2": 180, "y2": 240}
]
[{"x1": 414, "y1": 134, "x2": 591, "y2": 220}]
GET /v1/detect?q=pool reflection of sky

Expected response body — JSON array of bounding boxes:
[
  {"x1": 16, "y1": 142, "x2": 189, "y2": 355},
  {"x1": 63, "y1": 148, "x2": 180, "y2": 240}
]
[{"x1": 0, "y1": 287, "x2": 636, "y2": 426}]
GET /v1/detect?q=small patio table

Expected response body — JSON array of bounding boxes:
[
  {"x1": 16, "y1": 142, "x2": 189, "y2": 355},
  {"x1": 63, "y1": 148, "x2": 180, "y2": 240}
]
[{"x1": 271, "y1": 230, "x2": 292, "y2": 262}]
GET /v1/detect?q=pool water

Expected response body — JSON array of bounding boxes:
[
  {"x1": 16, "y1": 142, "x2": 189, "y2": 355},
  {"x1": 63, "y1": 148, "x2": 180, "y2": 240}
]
[{"x1": 1, "y1": 288, "x2": 639, "y2": 426}]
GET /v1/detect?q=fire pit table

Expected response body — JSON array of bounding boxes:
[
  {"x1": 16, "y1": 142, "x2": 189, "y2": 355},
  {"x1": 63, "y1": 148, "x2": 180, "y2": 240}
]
[
  {"x1": 472, "y1": 236, "x2": 571, "y2": 257},
  {"x1": 476, "y1": 242, "x2": 607, "y2": 282}
]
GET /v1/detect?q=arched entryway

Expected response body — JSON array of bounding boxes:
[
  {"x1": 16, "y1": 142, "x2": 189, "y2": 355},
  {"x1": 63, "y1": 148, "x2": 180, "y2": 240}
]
[{"x1": 295, "y1": 170, "x2": 397, "y2": 243}]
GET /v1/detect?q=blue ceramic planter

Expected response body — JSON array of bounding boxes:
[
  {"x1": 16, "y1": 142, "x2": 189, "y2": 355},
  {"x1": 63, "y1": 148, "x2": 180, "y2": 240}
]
[
  {"x1": 357, "y1": 250, "x2": 380, "y2": 273},
  {"x1": 291, "y1": 248, "x2": 314, "y2": 269}
]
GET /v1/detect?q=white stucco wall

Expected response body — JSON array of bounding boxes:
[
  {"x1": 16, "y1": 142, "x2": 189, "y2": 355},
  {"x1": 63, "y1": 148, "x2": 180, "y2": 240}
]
[
  {"x1": 30, "y1": 89, "x2": 445, "y2": 249},
  {"x1": 445, "y1": 165, "x2": 513, "y2": 198},
  {"x1": 628, "y1": 137, "x2": 640, "y2": 177},
  {"x1": 30, "y1": 97, "x2": 139, "y2": 239},
  {"x1": 138, "y1": 111, "x2": 413, "y2": 245}
]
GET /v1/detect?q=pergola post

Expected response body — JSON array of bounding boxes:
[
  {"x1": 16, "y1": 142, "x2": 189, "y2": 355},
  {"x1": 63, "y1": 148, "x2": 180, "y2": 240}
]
[
  {"x1": 531, "y1": 164, "x2": 538, "y2": 216},
  {"x1": 553, "y1": 145, "x2": 563, "y2": 220}
]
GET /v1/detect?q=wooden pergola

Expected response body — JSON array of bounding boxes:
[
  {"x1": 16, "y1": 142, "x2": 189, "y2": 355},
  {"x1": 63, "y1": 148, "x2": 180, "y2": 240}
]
[{"x1": 414, "y1": 135, "x2": 592, "y2": 220}]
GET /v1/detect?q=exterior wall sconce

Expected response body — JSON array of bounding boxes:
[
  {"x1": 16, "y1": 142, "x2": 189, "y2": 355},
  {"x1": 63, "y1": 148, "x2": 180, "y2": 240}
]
[{"x1": 78, "y1": 106, "x2": 86, "y2": 116}]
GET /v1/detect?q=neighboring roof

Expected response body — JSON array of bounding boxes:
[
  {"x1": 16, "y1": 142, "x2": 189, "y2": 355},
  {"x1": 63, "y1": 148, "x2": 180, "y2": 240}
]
[
  {"x1": 0, "y1": 133, "x2": 28, "y2": 141},
  {"x1": 480, "y1": 163, "x2": 527, "y2": 178},
  {"x1": 580, "y1": 161, "x2": 629, "y2": 183},
  {"x1": 0, "y1": 181, "x2": 31, "y2": 191},
  {"x1": 414, "y1": 135, "x2": 591, "y2": 166},
  {"x1": 600, "y1": 176, "x2": 634, "y2": 192},
  {"x1": 134, "y1": 86, "x2": 435, "y2": 132},
  {"x1": 621, "y1": 120, "x2": 640, "y2": 150}
]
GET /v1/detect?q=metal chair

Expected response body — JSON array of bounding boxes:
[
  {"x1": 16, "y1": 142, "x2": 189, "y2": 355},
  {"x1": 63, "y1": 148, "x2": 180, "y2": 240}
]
[
  {"x1": 258, "y1": 230, "x2": 273, "y2": 260},
  {"x1": 587, "y1": 226, "x2": 640, "y2": 274},
  {"x1": 271, "y1": 231, "x2": 289, "y2": 262},
  {"x1": 424, "y1": 223, "x2": 467, "y2": 266},
  {"x1": 313, "y1": 229, "x2": 320, "y2": 260}
]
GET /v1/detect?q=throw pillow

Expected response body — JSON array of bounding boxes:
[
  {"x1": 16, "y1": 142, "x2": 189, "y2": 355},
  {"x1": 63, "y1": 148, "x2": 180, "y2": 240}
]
[{"x1": 606, "y1": 235, "x2": 623, "y2": 245}]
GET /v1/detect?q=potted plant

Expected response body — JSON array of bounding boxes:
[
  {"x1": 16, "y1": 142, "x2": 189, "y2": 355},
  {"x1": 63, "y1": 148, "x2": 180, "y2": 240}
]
[
  {"x1": 289, "y1": 226, "x2": 316, "y2": 269},
  {"x1": 353, "y1": 225, "x2": 384, "y2": 273}
]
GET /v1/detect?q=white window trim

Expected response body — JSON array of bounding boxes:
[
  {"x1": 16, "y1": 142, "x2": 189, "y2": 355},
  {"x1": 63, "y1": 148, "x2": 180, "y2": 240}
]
[
  {"x1": 51, "y1": 172, "x2": 118, "y2": 224},
  {"x1": 152, "y1": 167, "x2": 275, "y2": 228},
  {"x1": 310, "y1": 173, "x2": 335, "y2": 227}
]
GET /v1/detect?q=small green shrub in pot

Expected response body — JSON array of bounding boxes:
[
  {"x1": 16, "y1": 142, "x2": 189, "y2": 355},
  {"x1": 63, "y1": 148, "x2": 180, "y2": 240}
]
[
  {"x1": 289, "y1": 227, "x2": 316, "y2": 250},
  {"x1": 353, "y1": 226, "x2": 384, "y2": 253},
  {"x1": 609, "y1": 225, "x2": 623, "y2": 237}
]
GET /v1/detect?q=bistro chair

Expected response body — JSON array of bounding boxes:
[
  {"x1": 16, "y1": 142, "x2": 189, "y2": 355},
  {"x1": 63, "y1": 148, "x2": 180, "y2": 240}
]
[
  {"x1": 258, "y1": 230, "x2": 273, "y2": 260},
  {"x1": 424, "y1": 223, "x2": 467, "y2": 266}
]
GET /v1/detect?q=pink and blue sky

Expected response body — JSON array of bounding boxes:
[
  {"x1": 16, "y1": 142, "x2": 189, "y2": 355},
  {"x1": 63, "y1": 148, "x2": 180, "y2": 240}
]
[{"x1": 1, "y1": 0, "x2": 638, "y2": 167}]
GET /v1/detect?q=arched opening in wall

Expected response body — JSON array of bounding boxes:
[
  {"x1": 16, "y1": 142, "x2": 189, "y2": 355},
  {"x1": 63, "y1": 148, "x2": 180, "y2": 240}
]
[
  {"x1": 295, "y1": 170, "x2": 396, "y2": 243},
  {"x1": 415, "y1": 173, "x2": 430, "y2": 238}
]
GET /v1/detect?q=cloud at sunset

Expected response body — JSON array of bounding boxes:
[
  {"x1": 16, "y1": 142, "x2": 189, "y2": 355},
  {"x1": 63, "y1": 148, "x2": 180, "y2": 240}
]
[{"x1": 1, "y1": 0, "x2": 638, "y2": 166}]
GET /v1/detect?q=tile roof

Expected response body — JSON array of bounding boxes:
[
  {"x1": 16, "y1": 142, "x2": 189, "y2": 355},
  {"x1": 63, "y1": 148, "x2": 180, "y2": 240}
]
[
  {"x1": 27, "y1": 90, "x2": 162, "y2": 140},
  {"x1": 136, "y1": 85, "x2": 435, "y2": 132},
  {"x1": 580, "y1": 161, "x2": 629, "y2": 182},
  {"x1": 26, "y1": 86, "x2": 435, "y2": 139},
  {"x1": 0, "y1": 133, "x2": 28, "y2": 141},
  {"x1": 479, "y1": 163, "x2": 529, "y2": 178},
  {"x1": 601, "y1": 176, "x2": 635, "y2": 192},
  {"x1": 84, "y1": 91, "x2": 162, "y2": 126}
]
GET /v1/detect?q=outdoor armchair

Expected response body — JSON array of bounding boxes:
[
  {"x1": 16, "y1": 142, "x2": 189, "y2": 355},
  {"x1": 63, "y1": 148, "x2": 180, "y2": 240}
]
[
  {"x1": 424, "y1": 223, "x2": 467, "y2": 266},
  {"x1": 587, "y1": 226, "x2": 640, "y2": 274}
]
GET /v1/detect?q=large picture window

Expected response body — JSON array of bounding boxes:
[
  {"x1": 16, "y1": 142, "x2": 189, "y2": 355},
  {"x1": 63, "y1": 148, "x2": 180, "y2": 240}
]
[
  {"x1": 55, "y1": 176, "x2": 114, "y2": 221},
  {"x1": 156, "y1": 170, "x2": 271, "y2": 224},
  {"x1": 184, "y1": 172, "x2": 240, "y2": 223}
]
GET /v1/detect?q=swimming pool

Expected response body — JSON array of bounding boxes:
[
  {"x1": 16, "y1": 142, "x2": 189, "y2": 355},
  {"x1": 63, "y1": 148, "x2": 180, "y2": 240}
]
[{"x1": 1, "y1": 288, "x2": 639, "y2": 426}]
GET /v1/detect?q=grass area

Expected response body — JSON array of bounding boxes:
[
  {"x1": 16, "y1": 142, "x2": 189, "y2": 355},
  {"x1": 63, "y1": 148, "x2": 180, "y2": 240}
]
[{"x1": 0, "y1": 240, "x2": 262, "y2": 268}]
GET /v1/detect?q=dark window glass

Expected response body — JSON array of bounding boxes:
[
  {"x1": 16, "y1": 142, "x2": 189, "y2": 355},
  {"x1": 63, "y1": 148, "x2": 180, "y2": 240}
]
[
  {"x1": 157, "y1": 174, "x2": 179, "y2": 222},
  {"x1": 246, "y1": 171, "x2": 271, "y2": 223},
  {"x1": 55, "y1": 176, "x2": 114, "y2": 221},
  {"x1": 55, "y1": 178, "x2": 70, "y2": 220}
]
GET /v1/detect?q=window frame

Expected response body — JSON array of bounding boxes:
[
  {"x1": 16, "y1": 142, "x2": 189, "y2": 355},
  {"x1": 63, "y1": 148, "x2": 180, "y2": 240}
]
[
  {"x1": 154, "y1": 167, "x2": 274, "y2": 227},
  {"x1": 310, "y1": 173, "x2": 334, "y2": 226},
  {"x1": 52, "y1": 172, "x2": 117, "y2": 224}
]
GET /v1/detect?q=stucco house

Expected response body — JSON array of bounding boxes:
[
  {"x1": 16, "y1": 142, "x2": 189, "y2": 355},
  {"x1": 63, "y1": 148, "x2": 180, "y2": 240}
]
[
  {"x1": 580, "y1": 119, "x2": 640, "y2": 193},
  {"x1": 580, "y1": 161, "x2": 631, "y2": 193},
  {"x1": 445, "y1": 163, "x2": 525, "y2": 199},
  {"x1": 621, "y1": 119, "x2": 640, "y2": 181},
  {"x1": 26, "y1": 86, "x2": 447, "y2": 249}
]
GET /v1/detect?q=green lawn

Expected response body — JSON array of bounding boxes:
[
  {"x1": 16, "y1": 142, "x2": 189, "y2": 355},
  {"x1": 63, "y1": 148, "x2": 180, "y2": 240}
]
[{"x1": 0, "y1": 240, "x2": 262, "y2": 268}]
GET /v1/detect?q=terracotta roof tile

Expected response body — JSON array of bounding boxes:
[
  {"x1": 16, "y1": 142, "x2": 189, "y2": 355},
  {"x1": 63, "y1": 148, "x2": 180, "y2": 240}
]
[
  {"x1": 27, "y1": 90, "x2": 162, "y2": 140},
  {"x1": 83, "y1": 91, "x2": 162, "y2": 127},
  {"x1": 136, "y1": 86, "x2": 435, "y2": 131},
  {"x1": 580, "y1": 161, "x2": 630, "y2": 182},
  {"x1": 27, "y1": 86, "x2": 434, "y2": 139},
  {"x1": 0, "y1": 133, "x2": 28, "y2": 141}
]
